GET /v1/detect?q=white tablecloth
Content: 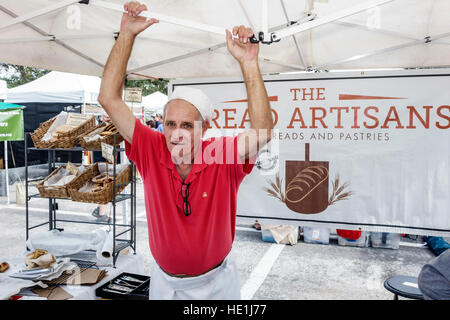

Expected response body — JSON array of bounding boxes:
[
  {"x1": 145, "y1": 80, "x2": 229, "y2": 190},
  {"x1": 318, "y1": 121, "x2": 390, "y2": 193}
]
[{"x1": 0, "y1": 253, "x2": 145, "y2": 300}]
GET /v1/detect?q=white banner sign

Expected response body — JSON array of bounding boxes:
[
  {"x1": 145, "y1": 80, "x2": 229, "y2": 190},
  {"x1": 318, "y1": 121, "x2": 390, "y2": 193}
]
[{"x1": 170, "y1": 69, "x2": 450, "y2": 236}]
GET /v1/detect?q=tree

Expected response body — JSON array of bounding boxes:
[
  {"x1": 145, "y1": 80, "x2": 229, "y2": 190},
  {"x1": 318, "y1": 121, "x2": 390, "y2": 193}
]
[
  {"x1": 0, "y1": 63, "x2": 50, "y2": 88},
  {"x1": 125, "y1": 78, "x2": 168, "y2": 96},
  {"x1": 0, "y1": 62, "x2": 168, "y2": 96}
]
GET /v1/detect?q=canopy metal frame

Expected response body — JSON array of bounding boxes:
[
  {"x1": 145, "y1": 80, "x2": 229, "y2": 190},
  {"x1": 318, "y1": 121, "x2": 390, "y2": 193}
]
[
  {"x1": 0, "y1": 3, "x2": 105, "y2": 69},
  {"x1": 1, "y1": 0, "x2": 447, "y2": 77},
  {"x1": 0, "y1": 0, "x2": 80, "y2": 32},
  {"x1": 314, "y1": 30, "x2": 450, "y2": 70},
  {"x1": 0, "y1": 0, "x2": 396, "y2": 40}
]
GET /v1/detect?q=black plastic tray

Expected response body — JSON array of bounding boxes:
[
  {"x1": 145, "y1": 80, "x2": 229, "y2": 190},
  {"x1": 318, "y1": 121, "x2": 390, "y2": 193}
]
[{"x1": 95, "y1": 272, "x2": 150, "y2": 300}]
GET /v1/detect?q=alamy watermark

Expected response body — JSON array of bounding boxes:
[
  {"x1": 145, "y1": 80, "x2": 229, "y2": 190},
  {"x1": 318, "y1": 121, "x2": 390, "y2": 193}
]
[{"x1": 167, "y1": 123, "x2": 279, "y2": 176}]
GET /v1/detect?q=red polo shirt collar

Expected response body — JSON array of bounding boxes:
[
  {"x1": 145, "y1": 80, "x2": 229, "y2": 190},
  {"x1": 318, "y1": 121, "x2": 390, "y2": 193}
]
[{"x1": 158, "y1": 139, "x2": 208, "y2": 184}]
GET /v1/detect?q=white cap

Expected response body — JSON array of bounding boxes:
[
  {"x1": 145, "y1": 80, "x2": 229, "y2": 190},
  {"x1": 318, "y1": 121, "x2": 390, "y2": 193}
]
[{"x1": 168, "y1": 86, "x2": 213, "y2": 122}]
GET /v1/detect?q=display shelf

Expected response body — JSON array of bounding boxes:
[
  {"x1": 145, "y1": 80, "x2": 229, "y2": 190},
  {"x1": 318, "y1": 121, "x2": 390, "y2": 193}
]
[
  {"x1": 27, "y1": 192, "x2": 133, "y2": 203},
  {"x1": 60, "y1": 240, "x2": 134, "y2": 265},
  {"x1": 27, "y1": 147, "x2": 125, "y2": 152},
  {"x1": 24, "y1": 132, "x2": 137, "y2": 267}
]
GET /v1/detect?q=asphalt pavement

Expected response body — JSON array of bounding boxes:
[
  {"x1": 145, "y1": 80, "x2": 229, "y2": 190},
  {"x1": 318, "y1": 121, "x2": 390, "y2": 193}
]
[{"x1": 0, "y1": 180, "x2": 440, "y2": 300}]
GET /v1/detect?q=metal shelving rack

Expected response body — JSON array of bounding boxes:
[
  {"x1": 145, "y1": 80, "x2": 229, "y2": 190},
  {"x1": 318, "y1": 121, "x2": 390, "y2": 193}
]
[{"x1": 24, "y1": 133, "x2": 137, "y2": 267}]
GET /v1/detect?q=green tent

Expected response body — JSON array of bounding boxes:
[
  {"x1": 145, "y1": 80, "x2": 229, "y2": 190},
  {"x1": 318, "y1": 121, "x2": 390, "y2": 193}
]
[
  {"x1": 0, "y1": 102, "x2": 25, "y2": 142},
  {"x1": 0, "y1": 102, "x2": 25, "y2": 204}
]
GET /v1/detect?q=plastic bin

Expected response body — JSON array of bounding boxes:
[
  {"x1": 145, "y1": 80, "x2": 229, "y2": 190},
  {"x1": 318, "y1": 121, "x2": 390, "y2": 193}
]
[
  {"x1": 261, "y1": 226, "x2": 299, "y2": 245},
  {"x1": 337, "y1": 232, "x2": 369, "y2": 247},
  {"x1": 370, "y1": 232, "x2": 401, "y2": 249},
  {"x1": 303, "y1": 226, "x2": 330, "y2": 245}
]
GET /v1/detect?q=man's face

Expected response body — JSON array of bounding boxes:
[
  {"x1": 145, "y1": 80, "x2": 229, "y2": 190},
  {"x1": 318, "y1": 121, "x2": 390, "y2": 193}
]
[{"x1": 163, "y1": 99, "x2": 206, "y2": 164}]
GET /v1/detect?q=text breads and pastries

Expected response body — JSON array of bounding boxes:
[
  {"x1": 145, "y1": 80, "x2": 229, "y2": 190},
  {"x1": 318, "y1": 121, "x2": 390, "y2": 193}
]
[{"x1": 0, "y1": 262, "x2": 9, "y2": 273}]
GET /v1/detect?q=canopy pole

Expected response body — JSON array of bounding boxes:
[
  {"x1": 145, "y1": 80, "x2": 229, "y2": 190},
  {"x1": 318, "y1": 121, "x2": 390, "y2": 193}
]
[
  {"x1": 272, "y1": 0, "x2": 395, "y2": 41},
  {"x1": 127, "y1": 41, "x2": 302, "y2": 75},
  {"x1": 312, "y1": 30, "x2": 450, "y2": 69},
  {"x1": 313, "y1": 35, "x2": 440, "y2": 70},
  {"x1": 0, "y1": 33, "x2": 115, "y2": 44},
  {"x1": 0, "y1": 5, "x2": 105, "y2": 69},
  {"x1": 236, "y1": 0, "x2": 255, "y2": 31},
  {"x1": 279, "y1": 0, "x2": 308, "y2": 69},
  {"x1": 91, "y1": 0, "x2": 227, "y2": 37},
  {"x1": 261, "y1": 0, "x2": 269, "y2": 42},
  {"x1": 0, "y1": 0, "x2": 79, "y2": 32},
  {"x1": 4, "y1": 141, "x2": 9, "y2": 205}
]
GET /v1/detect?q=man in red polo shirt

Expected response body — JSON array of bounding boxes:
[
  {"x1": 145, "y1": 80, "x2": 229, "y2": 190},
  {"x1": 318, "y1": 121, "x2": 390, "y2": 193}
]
[{"x1": 98, "y1": 1, "x2": 273, "y2": 299}]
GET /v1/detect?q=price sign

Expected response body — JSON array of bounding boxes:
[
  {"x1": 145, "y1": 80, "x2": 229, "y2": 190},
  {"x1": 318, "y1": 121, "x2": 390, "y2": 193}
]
[
  {"x1": 101, "y1": 142, "x2": 114, "y2": 164},
  {"x1": 124, "y1": 87, "x2": 143, "y2": 103}
]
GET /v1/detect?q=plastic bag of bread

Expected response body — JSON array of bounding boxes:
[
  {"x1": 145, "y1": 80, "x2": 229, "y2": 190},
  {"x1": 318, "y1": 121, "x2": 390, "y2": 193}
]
[
  {"x1": 52, "y1": 124, "x2": 74, "y2": 137},
  {"x1": 25, "y1": 249, "x2": 56, "y2": 269},
  {"x1": 42, "y1": 112, "x2": 68, "y2": 142},
  {"x1": 66, "y1": 161, "x2": 79, "y2": 176}
]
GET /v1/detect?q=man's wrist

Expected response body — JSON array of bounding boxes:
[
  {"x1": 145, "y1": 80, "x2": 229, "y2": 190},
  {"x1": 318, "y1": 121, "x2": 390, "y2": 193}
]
[
  {"x1": 240, "y1": 60, "x2": 261, "y2": 81},
  {"x1": 118, "y1": 29, "x2": 137, "y2": 42},
  {"x1": 240, "y1": 59, "x2": 259, "y2": 71}
]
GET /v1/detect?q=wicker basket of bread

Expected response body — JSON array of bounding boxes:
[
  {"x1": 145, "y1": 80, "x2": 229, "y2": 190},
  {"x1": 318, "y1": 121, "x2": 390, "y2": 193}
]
[
  {"x1": 78, "y1": 122, "x2": 123, "y2": 150},
  {"x1": 68, "y1": 162, "x2": 131, "y2": 204},
  {"x1": 36, "y1": 162, "x2": 90, "y2": 199},
  {"x1": 31, "y1": 112, "x2": 96, "y2": 149},
  {"x1": 30, "y1": 116, "x2": 57, "y2": 149}
]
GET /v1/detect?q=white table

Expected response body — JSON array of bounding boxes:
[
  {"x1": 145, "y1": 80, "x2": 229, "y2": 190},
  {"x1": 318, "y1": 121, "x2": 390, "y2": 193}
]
[{"x1": 0, "y1": 253, "x2": 146, "y2": 300}]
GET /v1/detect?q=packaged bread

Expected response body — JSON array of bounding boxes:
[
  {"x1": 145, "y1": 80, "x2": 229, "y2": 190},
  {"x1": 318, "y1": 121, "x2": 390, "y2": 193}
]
[
  {"x1": 100, "y1": 123, "x2": 119, "y2": 136},
  {"x1": 66, "y1": 161, "x2": 79, "y2": 176},
  {"x1": 92, "y1": 173, "x2": 110, "y2": 184},
  {"x1": 52, "y1": 124, "x2": 75, "y2": 137},
  {"x1": 25, "y1": 249, "x2": 56, "y2": 269}
]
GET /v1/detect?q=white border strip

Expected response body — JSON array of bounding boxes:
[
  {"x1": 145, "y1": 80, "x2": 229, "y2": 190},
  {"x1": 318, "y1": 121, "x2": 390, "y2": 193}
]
[{"x1": 240, "y1": 243, "x2": 285, "y2": 300}]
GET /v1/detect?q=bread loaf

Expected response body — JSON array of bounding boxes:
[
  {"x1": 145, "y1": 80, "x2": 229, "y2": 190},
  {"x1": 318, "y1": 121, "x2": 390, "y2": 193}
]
[
  {"x1": 0, "y1": 262, "x2": 9, "y2": 273},
  {"x1": 286, "y1": 165, "x2": 329, "y2": 204}
]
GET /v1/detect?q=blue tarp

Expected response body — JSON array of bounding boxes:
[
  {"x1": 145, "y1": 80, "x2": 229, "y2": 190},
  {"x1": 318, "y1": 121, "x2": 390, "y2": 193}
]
[{"x1": 424, "y1": 237, "x2": 450, "y2": 256}]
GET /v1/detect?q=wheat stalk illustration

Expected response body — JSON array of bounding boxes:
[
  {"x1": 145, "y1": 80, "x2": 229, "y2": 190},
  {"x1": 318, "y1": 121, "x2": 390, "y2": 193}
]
[
  {"x1": 263, "y1": 173, "x2": 285, "y2": 203},
  {"x1": 328, "y1": 173, "x2": 354, "y2": 206}
]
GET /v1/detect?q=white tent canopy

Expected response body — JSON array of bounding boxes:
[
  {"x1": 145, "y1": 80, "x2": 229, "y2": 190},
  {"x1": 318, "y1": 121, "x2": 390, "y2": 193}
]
[
  {"x1": 141, "y1": 91, "x2": 167, "y2": 112},
  {"x1": 0, "y1": 80, "x2": 6, "y2": 100},
  {"x1": 5, "y1": 70, "x2": 101, "y2": 104},
  {"x1": 0, "y1": 0, "x2": 448, "y2": 79}
]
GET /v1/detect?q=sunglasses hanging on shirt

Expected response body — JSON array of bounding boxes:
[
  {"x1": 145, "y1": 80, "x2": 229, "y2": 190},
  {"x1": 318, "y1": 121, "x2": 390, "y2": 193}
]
[{"x1": 181, "y1": 182, "x2": 191, "y2": 216}]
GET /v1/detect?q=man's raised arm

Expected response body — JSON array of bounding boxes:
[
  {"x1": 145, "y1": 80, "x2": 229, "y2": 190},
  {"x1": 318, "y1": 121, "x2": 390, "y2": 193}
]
[
  {"x1": 226, "y1": 26, "x2": 274, "y2": 161},
  {"x1": 98, "y1": 1, "x2": 159, "y2": 144}
]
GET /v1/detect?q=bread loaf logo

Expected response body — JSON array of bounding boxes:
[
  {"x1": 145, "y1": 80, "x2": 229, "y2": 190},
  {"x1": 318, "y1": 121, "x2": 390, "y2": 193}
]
[{"x1": 264, "y1": 143, "x2": 354, "y2": 214}]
